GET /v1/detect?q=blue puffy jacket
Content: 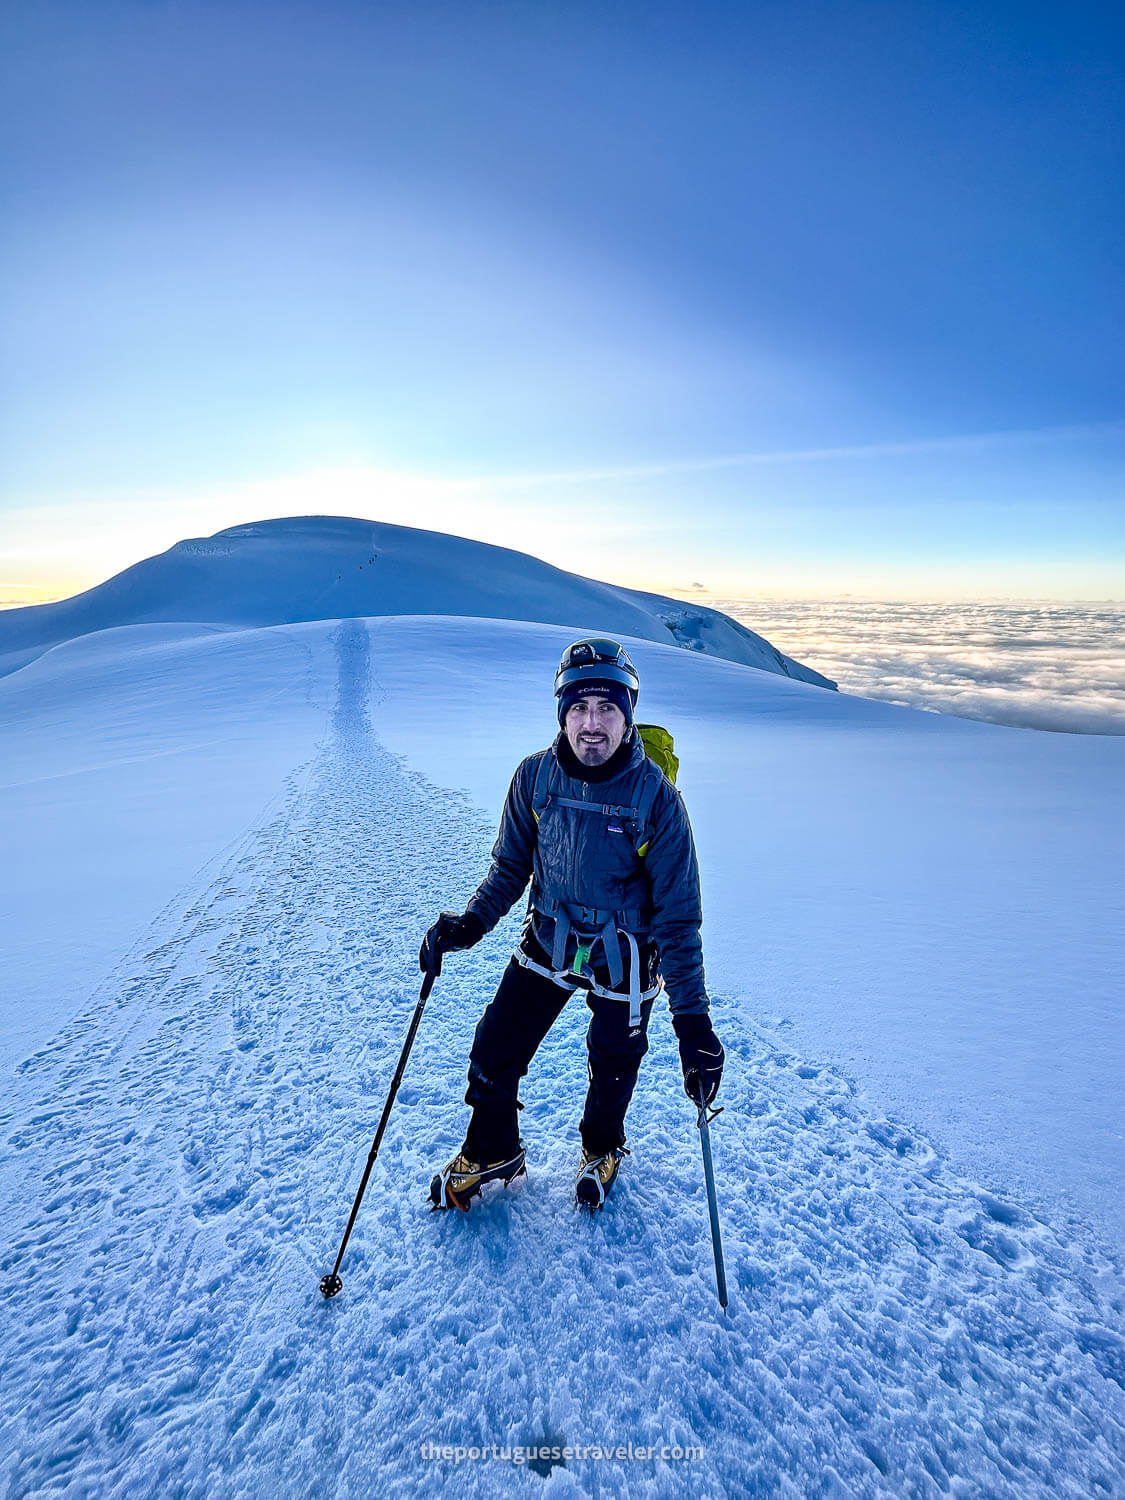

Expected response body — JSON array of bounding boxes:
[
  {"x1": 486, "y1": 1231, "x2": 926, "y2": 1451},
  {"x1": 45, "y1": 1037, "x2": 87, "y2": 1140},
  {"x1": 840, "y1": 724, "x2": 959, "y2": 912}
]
[{"x1": 466, "y1": 730, "x2": 709, "y2": 1016}]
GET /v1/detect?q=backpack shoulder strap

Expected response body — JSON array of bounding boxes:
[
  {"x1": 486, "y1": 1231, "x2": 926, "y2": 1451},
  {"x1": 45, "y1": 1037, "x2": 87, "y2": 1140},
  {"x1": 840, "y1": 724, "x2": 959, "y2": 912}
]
[
  {"x1": 633, "y1": 760, "x2": 667, "y2": 856},
  {"x1": 531, "y1": 750, "x2": 555, "y2": 823}
]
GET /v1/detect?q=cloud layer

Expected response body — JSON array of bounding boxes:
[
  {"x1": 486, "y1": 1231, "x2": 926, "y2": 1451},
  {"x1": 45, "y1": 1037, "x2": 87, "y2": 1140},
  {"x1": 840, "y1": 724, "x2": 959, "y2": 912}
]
[{"x1": 708, "y1": 598, "x2": 1125, "y2": 736}]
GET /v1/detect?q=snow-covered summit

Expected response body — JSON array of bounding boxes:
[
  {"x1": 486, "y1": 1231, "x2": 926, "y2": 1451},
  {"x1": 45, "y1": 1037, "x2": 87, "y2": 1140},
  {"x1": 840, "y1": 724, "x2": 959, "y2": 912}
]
[{"x1": 0, "y1": 515, "x2": 835, "y2": 687}]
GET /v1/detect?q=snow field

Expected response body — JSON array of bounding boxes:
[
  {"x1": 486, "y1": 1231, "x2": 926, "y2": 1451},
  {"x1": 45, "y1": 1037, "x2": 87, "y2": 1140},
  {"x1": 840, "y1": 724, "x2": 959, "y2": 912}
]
[
  {"x1": 1, "y1": 621, "x2": 1122, "y2": 1497},
  {"x1": 0, "y1": 619, "x2": 336, "y2": 1071}
]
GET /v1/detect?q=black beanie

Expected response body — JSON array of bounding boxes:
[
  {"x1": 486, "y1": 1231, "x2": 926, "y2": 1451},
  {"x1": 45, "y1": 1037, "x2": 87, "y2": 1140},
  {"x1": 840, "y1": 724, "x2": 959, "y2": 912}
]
[{"x1": 557, "y1": 679, "x2": 634, "y2": 728}]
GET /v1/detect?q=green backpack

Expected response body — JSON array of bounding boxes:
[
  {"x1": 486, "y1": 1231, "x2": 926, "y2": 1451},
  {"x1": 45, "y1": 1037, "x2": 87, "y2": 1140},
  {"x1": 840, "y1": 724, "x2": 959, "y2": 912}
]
[{"x1": 636, "y1": 723, "x2": 679, "y2": 783}]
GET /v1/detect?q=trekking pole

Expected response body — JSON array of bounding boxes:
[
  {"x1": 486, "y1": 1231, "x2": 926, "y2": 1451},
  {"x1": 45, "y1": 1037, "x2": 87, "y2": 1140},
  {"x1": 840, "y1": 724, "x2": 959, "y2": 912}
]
[
  {"x1": 319, "y1": 968, "x2": 436, "y2": 1299},
  {"x1": 694, "y1": 1083, "x2": 729, "y2": 1312}
]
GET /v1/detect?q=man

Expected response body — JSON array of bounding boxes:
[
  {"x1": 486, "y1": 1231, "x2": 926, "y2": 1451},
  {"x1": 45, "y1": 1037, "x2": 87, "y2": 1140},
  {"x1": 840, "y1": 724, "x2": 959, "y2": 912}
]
[{"x1": 421, "y1": 637, "x2": 724, "y2": 1212}]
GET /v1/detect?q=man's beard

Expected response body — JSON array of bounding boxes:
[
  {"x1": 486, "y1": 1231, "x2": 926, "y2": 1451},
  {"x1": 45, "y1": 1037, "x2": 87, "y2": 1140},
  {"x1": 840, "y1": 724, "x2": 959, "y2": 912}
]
[{"x1": 575, "y1": 734, "x2": 612, "y2": 765}]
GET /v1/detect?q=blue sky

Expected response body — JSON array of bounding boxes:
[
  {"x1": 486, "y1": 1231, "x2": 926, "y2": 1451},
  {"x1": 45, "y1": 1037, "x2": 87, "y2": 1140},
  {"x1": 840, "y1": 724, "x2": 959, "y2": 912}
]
[{"x1": 2, "y1": 0, "x2": 1122, "y2": 602}]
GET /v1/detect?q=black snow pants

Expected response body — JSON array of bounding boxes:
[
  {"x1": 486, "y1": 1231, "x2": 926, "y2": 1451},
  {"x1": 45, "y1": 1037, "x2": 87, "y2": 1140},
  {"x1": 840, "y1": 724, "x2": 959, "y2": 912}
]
[{"x1": 462, "y1": 954, "x2": 654, "y2": 1164}]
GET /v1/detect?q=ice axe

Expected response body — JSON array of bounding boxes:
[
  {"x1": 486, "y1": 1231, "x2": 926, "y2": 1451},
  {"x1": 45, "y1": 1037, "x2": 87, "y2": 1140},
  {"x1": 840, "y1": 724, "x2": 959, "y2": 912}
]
[
  {"x1": 319, "y1": 968, "x2": 435, "y2": 1299},
  {"x1": 694, "y1": 1082, "x2": 729, "y2": 1312}
]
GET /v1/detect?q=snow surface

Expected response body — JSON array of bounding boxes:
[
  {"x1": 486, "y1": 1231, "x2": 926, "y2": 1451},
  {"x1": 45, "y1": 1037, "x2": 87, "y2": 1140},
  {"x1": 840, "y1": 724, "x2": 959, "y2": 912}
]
[
  {"x1": 0, "y1": 621, "x2": 335, "y2": 1072},
  {"x1": 0, "y1": 514, "x2": 834, "y2": 691},
  {"x1": 1, "y1": 608, "x2": 1123, "y2": 1497}
]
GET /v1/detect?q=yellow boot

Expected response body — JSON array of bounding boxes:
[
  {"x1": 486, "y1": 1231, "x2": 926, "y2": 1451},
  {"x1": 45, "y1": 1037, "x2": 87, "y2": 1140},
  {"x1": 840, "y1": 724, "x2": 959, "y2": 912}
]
[
  {"x1": 429, "y1": 1145, "x2": 527, "y2": 1210},
  {"x1": 575, "y1": 1146, "x2": 628, "y2": 1212}
]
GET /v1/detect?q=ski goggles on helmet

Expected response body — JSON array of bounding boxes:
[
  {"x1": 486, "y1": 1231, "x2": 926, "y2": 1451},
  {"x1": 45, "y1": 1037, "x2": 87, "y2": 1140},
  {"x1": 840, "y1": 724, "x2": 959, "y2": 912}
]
[
  {"x1": 554, "y1": 637, "x2": 640, "y2": 702},
  {"x1": 558, "y1": 639, "x2": 632, "y2": 673}
]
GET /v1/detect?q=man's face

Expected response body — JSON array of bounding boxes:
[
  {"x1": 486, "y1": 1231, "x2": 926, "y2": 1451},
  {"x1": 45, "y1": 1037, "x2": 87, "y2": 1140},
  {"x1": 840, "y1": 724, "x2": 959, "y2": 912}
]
[{"x1": 564, "y1": 694, "x2": 628, "y2": 766}]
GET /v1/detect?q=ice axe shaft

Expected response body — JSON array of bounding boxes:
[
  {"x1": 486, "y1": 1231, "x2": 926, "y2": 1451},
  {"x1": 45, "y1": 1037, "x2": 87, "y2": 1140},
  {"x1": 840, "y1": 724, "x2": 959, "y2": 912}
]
[
  {"x1": 695, "y1": 1088, "x2": 729, "y2": 1311},
  {"x1": 319, "y1": 969, "x2": 436, "y2": 1298}
]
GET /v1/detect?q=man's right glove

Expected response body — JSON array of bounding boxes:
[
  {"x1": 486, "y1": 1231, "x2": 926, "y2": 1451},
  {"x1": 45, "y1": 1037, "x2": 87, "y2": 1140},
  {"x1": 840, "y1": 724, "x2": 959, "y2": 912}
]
[
  {"x1": 672, "y1": 1012, "x2": 725, "y2": 1106},
  {"x1": 419, "y1": 910, "x2": 486, "y2": 976}
]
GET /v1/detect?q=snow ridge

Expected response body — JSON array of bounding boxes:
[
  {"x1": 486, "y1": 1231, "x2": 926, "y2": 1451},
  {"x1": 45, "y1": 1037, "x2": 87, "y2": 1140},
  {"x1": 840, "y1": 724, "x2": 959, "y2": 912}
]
[
  {"x1": 1, "y1": 622, "x2": 1122, "y2": 1497},
  {"x1": 0, "y1": 515, "x2": 835, "y2": 690}
]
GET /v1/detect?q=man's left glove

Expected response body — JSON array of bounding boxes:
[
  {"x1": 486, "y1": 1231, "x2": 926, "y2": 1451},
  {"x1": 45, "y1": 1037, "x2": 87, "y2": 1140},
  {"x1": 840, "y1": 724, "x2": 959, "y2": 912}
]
[
  {"x1": 672, "y1": 1012, "x2": 725, "y2": 1106},
  {"x1": 419, "y1": 911, "x2": 486, "y2": 976}
]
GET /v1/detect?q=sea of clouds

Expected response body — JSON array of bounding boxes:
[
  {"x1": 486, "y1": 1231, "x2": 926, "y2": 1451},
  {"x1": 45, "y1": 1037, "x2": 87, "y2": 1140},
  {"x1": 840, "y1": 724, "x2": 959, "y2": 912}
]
[{"x1": 707, "y1": 598, "x2": 1125, "y2": 735}]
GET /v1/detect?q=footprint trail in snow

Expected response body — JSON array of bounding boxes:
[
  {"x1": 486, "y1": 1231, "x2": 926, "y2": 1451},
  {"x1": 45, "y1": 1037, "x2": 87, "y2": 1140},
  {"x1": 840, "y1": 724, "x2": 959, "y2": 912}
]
[{"x1": 1, "y1": 620, "x2": 1123, "y2": 1498}]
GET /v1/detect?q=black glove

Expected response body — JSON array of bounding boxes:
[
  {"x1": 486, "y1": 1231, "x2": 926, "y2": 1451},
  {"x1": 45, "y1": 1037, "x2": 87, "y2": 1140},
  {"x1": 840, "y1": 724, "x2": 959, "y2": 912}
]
[
  {"x1": 672, "y1": 1012, "x2": 725, "y2": 1106},
  {"x1": 419, "y1": 910, "x2": 486, "y2": 976}
]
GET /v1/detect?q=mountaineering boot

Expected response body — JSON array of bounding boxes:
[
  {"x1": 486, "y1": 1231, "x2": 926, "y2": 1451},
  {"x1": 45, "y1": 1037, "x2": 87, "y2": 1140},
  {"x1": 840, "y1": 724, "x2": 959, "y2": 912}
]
[
  {"x1": 429, "y1": 1144, "x2": 527, "y2": 1211},
  {"x1": 575, "y1": 1146, "x2": 629, "y2": 1212}
]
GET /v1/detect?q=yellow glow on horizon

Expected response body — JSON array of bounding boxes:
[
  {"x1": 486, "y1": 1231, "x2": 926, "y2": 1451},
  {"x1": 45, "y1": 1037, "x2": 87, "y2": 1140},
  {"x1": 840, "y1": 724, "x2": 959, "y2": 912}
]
[
  {"x1": 3, "y1": 463, "x2": 1121, "y2": 607},
  {"x1": 0, "y1": 578, "x2": 94, "y2": 609}
]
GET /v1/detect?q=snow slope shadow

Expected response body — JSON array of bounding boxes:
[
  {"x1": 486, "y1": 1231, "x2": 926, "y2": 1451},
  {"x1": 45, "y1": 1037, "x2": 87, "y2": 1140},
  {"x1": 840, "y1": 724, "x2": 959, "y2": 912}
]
[{"x1": 1, "y1": 621, "x2": 1122, "y2": 1498}]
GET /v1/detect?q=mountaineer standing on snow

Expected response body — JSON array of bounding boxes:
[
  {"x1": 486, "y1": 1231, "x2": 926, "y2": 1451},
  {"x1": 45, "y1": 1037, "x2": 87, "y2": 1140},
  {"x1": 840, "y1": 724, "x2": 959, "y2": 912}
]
[{"x1": 420, "y1": 637, "x2": 724, "y2": 1212}]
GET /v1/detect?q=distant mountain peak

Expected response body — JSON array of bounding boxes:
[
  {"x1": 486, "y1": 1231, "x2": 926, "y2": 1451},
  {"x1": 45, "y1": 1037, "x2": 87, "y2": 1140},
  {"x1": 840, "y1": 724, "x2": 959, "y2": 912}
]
[
  {"x1": 0, "y1": 514, "x2": 836, "y2": 690},
  {"x1": 210, "y1": 515, "x2": 378, "y2": 542}
]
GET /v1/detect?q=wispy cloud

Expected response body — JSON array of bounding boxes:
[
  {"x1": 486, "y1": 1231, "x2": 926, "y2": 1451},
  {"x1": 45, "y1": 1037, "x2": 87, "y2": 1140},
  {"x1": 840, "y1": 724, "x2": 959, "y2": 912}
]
[{"x1": 462, "y1": 420, "x2": 1125, "y2": 489}]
